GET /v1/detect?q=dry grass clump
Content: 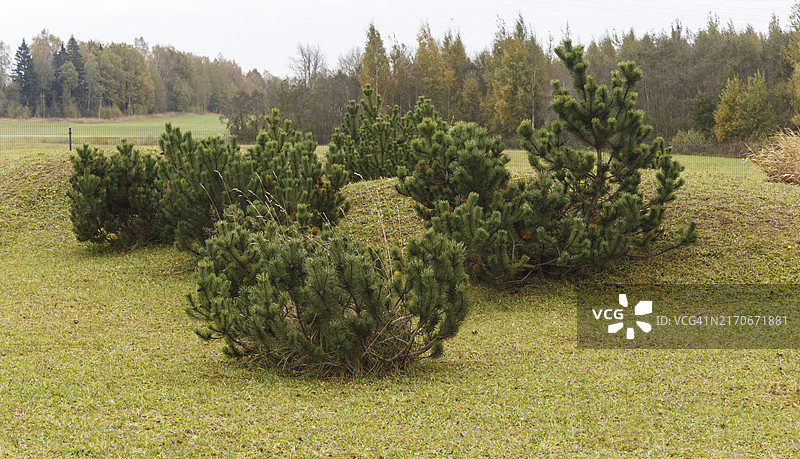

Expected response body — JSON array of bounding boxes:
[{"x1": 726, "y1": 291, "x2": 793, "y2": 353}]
[{"x1": 747, "y1": 129, "x2": 800, "y2": 185}]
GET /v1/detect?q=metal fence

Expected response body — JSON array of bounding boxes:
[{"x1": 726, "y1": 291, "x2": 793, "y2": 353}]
[
  {"x1": 670, "y1": 141, "x2": 757, "y2": 158},
  {"x1": 0, "y1": 121, "x2": 229, "y2": 157}
]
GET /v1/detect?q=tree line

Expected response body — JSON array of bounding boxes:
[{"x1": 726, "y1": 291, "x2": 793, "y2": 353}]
[
  {"x1": 0, "y1": 31, "x2": 247, "y2": 119},
  {"x1": 2, "y1": 7, "x2": 800, "y2": 144}
]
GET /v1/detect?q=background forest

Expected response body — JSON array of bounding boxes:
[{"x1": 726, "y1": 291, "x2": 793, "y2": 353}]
[{"x1": 1, "y1": 10, "x2": 799, "y2": 145}]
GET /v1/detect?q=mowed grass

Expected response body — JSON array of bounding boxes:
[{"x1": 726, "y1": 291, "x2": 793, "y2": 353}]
[
  {"x1": 505, "y1": 148, "x2": 758, "y2": 178},
  {"x1": 1, "y1": 150, "x2": 800, "y2": 456},
  {"x1": 0, "y1": 114, "x2": 227, "y2": 159},
  {"x1": 0, "y1": 113, "x2": 227, "y2": 135}
]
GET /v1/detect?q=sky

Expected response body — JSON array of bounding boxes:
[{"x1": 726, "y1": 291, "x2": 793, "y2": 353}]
[{"x1": 1, "y1": 0, "x2": 795, "y2": 78}]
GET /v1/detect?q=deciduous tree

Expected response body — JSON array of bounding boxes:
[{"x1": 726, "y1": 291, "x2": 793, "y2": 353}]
[
  {"x1": 484, "y1": 16, "x2": 550, "y2": 138},
  {"x1": 289, "y1": 43, "x2": 327, "y2": 92},
  {"x1": 97, "y1": 43, "x2": 155, "y2": 115}
]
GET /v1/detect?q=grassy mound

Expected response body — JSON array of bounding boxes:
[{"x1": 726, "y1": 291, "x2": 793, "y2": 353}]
[
  {"x1": 0, "y1": 152, "x2": 799, "y2": 456},
  {"x1": 0, "y1": 154, "x2": 71, "y2": 239}
]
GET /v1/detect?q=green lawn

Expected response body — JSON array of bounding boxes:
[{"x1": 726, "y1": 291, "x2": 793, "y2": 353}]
[
  {"x1": 0, "y1": 113, "x2": 227, "y2": 134},
  {"x1": 505, "y1": 148, "x2": 757, "y2": 178},
  {"x1": 1, "y1": 150, "x2": 799, "y2": 456},
  {"x1": 0, "y1": 114, "x2": 227, "y2": 159}
]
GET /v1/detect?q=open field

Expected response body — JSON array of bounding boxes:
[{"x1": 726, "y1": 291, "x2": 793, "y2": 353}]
[
  {"x1": 0, "y1": 114, "x2": 227, "y2": 159},
  {"x1": 0, "y1": 113, "x2": 227, "y2": 134},
  {"x1": 505, "y1": 148, "x2": 756, "y2": 179},
  {"x1": 1, "y1": 149, "x2": 799, "y2": 456}
]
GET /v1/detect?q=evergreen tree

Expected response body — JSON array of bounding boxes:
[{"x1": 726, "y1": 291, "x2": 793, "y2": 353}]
[
  {"x1": 66, "y1": 36, "x2": 86, "y2": 111},
  {"x1": 51, "y1": 44, "x2": 68, "y2": 107},
  {"x1": 399, "y1": 93, "x2": 449, "y2": 141},
  {"x1": 246, "y1": 109, "x2": 350, "y2": 229},
  {"x1": 157, "y1": 111, "x2": 349, "y2": 251},
  {"x1": 689, "y1": 91, "x2": 716, "y2": 135},
  {"x1": 516, "y1": 40, "x2": 696, "y2": 274},
  {"x1": 397, "y1": 120, "x2": 508, "y2": 220},
  {"x1": 13, "y1": 39, "x2": 37, "y2": 108},
  {"x1": 155, "y1": 124, "x2": 255, "y2": 250},
  {"x1": 714, "y1": 72, "x2": 776, "y2": 141}
]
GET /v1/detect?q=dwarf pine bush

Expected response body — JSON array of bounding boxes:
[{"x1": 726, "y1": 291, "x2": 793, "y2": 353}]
[
  {"x1": 155, "y1": 124, "x2": 251, "y2": 250},
  {"x1": 186, "y1": 204, "x2": 469, "y2": 376},
  {"x1": 156, "y1": 111, "x2": 349, "y2": 251},
  {"x1": 247, "y1": 110, "x2": 350, "y2": 228},
  {"x1": 67, "y1": 140, "x2": 164, "y2": 245},
  {"x1": 396, "y1": 120, "x2": 509, "y2": 220},
  {"x1": 69, "y1": 110, "x2": 349, "y2": 252},
  {"x1": 398, "y1": 40, "x2": 697, "y2": 283},
  {"x1": 327, "y1": 85, "x2": 448, "y2": 182}
]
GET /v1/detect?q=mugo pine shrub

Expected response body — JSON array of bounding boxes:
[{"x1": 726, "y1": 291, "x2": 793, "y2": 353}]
[
  {"x1": 69, "y1": 110, "x2": 348, "y2": 251},
  {"x1": 67, "y1": 140, "x2": 164, "y2": 245},
  {"x1": 398, "y1": 40, "x2": 697, "y2": 283},
  {"x1": 327, "y1": 85, "x2": 448, "y2": 182},
  {"x1": 156, "y1": 111, "x2": 348, "y2": 251},
  {"x1": 247, "y1": 110, "x2": 349, "y2": 228},
  {"x1": 186, "y1": 205, "x2": 469, "y2": 376},
  {"x1": 155, "y1": 124, "x2": 252, "y2": 250},
  {"x1": 396, "y1": 120, "x2": 509, "y2": 220}
]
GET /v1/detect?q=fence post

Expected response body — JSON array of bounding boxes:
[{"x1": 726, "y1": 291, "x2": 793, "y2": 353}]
[{"x1": 69, "y1": 127, "x2": 72, "y2": 151}]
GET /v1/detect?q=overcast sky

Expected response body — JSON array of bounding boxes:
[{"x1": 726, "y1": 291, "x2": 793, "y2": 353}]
[{"x1": 1, "y1": 0, "x2": 794, "y2": 77}]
